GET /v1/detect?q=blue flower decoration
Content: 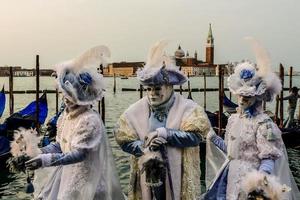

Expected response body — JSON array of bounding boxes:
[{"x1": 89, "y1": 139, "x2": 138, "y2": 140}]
[
  {"x1": 240, "y1": 69, "x2": 255, "y2": 80},
  {"x1": 78, "y1": 72, "x2": 92, "y2": 86}
]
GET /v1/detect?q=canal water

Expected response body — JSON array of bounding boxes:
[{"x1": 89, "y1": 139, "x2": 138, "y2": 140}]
[{"x1": 0, "y1": 76, "x2": 299, "y2": 199}]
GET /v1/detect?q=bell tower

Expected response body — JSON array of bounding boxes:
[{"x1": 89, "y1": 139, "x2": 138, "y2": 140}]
[{"x1": 206, "y1": 23, "x2": 214, "y2": 65}]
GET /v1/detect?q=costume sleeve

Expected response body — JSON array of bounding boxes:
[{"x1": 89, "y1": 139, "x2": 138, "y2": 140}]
[
  {"x1": 259, "y1": 159, "x2": 275, "y2": 174},
  {"x1": 180, "y1": 105, "x2": 211, "y2": 138},
  {"x1": 39, "y1": 149, "x2": 87, "y2": 167},
  {"x1": 41, "y1": 142, "x2": 62, "y2": 154},
  {"x1": 114, "y1": 114, "x2": 141, "y2": 157},
  {"x1": 209, "y1": 134, "x2": 227, "y2": 153},
  {"x1": 256, "y1": 119, "x2": 283, "y2": 160},
  {"x1": 120, "y1": 140, "x2": 144, "y2": 157},
  {"x1": 164, "y1": 129, "x2": 201, "y2": 148}
]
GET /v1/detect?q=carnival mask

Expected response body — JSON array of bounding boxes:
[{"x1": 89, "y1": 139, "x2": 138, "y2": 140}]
[
  {"x1": 237, "y1": 95, "x2": 256, "y2": 110},
  {"x1": 146, "y1": 85, "x2": 173, "y2": 106}
]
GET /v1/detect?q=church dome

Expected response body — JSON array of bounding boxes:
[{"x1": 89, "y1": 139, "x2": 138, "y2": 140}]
[{"x1": 175, "y1": 45, "x2": 185, "y2": 58}]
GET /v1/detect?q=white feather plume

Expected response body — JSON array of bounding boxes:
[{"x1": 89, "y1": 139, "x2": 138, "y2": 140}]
[
  {"x1": 245, "y1": 37, "x2": 282, "y2": 96},
  {"x1": 242, "y1": 171, "x2": 291, "y2": 200},
  {"x1": 10, "y1": 128, "x2": 42, "y2": 157},
  {"x1": 56, "y1": 45, "x2": 111, "y2": 75},
  {"x1": 145, "y1": 40, "x2": 169, "y2": 70}
]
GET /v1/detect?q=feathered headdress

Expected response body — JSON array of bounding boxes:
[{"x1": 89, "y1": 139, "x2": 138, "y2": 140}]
[
  {"x1": 137, "y1": 40, "x2": 187, "y2": 86},
  {"x1": 56, "y1": 46, "x2": 110, "y2": 105},
  {"x1": 228, "y1": 38, "x2": 282, "y2": 102}
]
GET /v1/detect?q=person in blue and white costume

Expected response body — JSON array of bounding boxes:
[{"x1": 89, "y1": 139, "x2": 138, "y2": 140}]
[
  {"x1": 25, "y1": 46, "x2": 124, "y2": 200},
  {"x1": 204, "y1": 39, "x2": 300, "y2": 200},
  {"x1": 114, "y1": 41, "x2": 211, "y2": 200}
]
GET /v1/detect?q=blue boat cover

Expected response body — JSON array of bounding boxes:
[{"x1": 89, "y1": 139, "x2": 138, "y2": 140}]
[
  {"x1": 18, "y1": 92, "x2": 48, "y2": 124},
  {"x1": 0, "y1": 86, "x2": 5, "y2": 118},
  {"x1": 0, "y1": 136, "x2": 10, "y2": 156},
  {"x1": 223, "y1": 93, "x2": 238, "y2": 109}
]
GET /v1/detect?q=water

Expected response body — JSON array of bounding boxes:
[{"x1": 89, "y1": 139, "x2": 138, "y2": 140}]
[{"x1": 0, "y1": 76, "x2": 299, "y2": 199}]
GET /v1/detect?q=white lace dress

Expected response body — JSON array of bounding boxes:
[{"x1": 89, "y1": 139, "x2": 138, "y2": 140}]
[
  {"x1": 225, "y1": 113, "x2": 283, "y2": 200},
  {"x1": 34, "y1": 107, "x2": 124, "y2": 200}
]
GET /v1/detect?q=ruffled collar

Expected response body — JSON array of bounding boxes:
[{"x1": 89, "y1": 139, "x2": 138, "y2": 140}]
[
  {"x1": 65, "y1": 104, "x2": 90, "y2": 119},
  {"x1": 237, "y1": 101, "x2": 262, "y2": 118}
]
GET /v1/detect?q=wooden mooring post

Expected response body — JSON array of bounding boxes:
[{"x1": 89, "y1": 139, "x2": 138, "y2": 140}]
[
  {"x1": 55, "y1": 78, "x2": 59, "y2": 115},
  {"x1": 98, "y1": 64, "x2": 105, "y2": 124},
  {"x1": 35, "y1": 55, "x2": 40, "y2": 132},
  {"x1": 203, "y1": 73, "x2": 207, "y2": 110},
  {"x1": 113, "y1": 73, "x2": 116, "y2": 94},
  {"x1": 9, "y1": 67, "x2": 14, "y2": 115},
  {"x1": 279, "y1": 64, "x2": 284, "y2": 128},
  {"x1": 139, "y1": 84, "x2": 143, "y2": 99},
  {"x1": 187, "y1": 73, "x2": 192, "y2": 100},
  {"x1": 289, "y1": 66, "x2": 293, "y2": 90},
  {"x1": 218, "y1": 65, "x2": 224, "y2": 135}
]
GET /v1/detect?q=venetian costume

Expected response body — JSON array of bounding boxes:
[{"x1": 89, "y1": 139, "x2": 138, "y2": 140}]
[
  {"x1": 204, "y1": 39, "x2": 300, "y2": 200},
  {"x1": 114, "y1": 41, "x2": 211, "y2": 200},
  {"x1": 25, "y1": 46, "x2": 124, "y2": 200}
]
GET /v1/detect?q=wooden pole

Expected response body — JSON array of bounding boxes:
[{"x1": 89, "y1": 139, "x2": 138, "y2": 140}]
[
  {"x1": 203, "y1": 72, "x2": 207, "y2": 110},
  {"x1": 187, "y1": 73, "x2": 192, "y2": 100},
  {"x1": 113, "y1": 73, "x2": 116, "y2": 94},
  {"x1": 179, "y1": 66, "x2": 182, "y2": 95},
  {"x1": 99, "y1": 64, "x2": 105, "y2": 124},
  {"x1": 279, "y1": 64, "x2": 284, "y2": 128},
  {"x1": 9, "y1": 67, "x2": 14, "y2": 115},
  {"x1": 289, "y1": 66, "x2": 293, "y2": 90},
  {"x1": 36, "y1": 55, "x2": 40, "y2": 132},
  {"x1": 275, "y1": 96, "x2": 279, "y2": 124},
  {"x1": 55, "y1": 88, "x2": 59, "y2": 115},
  {"x1": 218, "y1": 65, "x2": 224, "y2": 135},
  {"x1": 139, "y1": 84, "x2": 143, "y2": 99}
]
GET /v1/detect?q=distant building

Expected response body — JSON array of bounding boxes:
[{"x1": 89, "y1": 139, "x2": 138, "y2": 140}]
[
  {"x1": 0, "y1": 66, "x2": 55, "y2": 77},
  {"x1": 105, "y1": 62, "x2": 144, "y2": 77},
  {"x1": 174, "y1": 24, "x2": 228, "y2": 76}
]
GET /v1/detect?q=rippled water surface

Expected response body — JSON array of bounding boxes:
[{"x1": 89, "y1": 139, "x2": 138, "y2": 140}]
[{"x1": 0, "y1": 76, "x2": 299, "y2": 199}]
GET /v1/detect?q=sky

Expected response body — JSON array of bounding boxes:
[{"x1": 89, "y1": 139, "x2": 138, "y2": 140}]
[{"x1": 0, "y1": 0, "x2": 299, "y2": 70}]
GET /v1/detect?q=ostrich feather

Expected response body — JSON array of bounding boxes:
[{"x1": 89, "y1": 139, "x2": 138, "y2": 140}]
[
  {"x1": 10, "y1": 128, "x2": 42, "y2": 157},
  {"x1": 145, "y1": 40, "x2": 169, "y2": 69},
  {"x1": 56, "y1": 45, "x2": 111, "y2": 74},
  {"x1": 245, "y1": 37, "x2": 282, "y2": 95},
  {"x1": 242, "y1": 171, "x2": 291, "y2": 200},
  {"x1": 244, "y1": 37, "x2": 271, "y2": 77}
]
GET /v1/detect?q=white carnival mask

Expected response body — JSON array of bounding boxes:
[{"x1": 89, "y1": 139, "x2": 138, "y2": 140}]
[
  {"x1": 237, "y1": 95, "x2": 256, "y2": 110},
  {"x1": 146, "y1": 85, "x2": 173, "y2": 106},
  {"x1": 63, "y1": 96, "x2": 77, "y2": 109}
]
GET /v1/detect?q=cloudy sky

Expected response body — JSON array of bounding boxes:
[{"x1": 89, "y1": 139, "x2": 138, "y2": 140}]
[{"x1": 0, "y1": 0, "x2": 299, "y2": 70}]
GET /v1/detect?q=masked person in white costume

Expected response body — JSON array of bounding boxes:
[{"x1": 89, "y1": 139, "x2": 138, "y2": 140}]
[
  {"x1": 114, "y1": 41, "x2": 211, "y2": 200},
  {"x1": 25, "y1": 46, "x2": 124, "y2": 200},
  {"x1": 204, "y1": 39, "x2": 300, "y2": 200}
]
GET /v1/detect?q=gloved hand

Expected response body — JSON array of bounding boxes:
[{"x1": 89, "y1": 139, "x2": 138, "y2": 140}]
[
  {"x1": 25, "y1": 156, "x2": 42, "y2": 170},
  {"x1": 25, "y1": 154, "x2": 52, "y2": 170},
  {"x1": 144, "y1": 131, "x2": 159, "y2": 147},
  {"x1": 144, "y1": 128, "x2": 168, "y2": 148},
  {"x1": 148, "y1": 137, "x2": 167, "y2": 151}
]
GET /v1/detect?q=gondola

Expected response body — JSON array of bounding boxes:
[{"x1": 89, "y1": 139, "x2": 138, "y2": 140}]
[{"x1": 0, "y1": 92, "x2": 48, "y2": 164}]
